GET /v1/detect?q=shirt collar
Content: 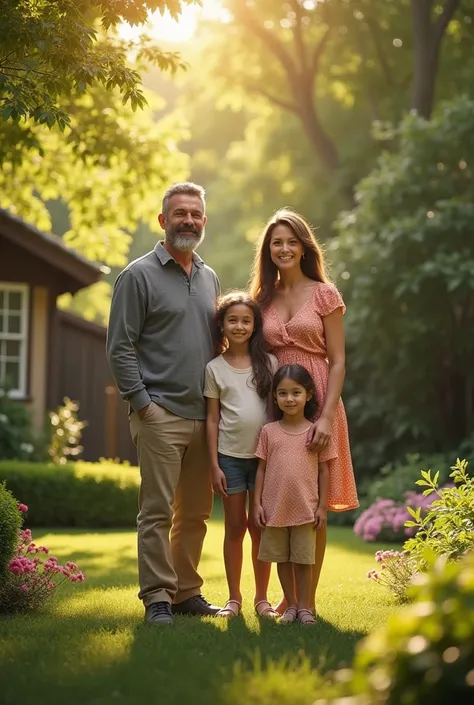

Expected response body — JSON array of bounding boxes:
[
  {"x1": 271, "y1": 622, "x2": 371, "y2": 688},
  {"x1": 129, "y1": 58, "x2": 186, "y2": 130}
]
[{"x1": 154, "y1": 241, "x2": 204, "y2": 268}]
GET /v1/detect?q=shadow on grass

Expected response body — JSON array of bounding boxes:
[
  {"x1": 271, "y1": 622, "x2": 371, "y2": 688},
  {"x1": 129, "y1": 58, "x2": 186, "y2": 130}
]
[{"x1": 0, "y1": 605, "x2": 364, "y2": 705}]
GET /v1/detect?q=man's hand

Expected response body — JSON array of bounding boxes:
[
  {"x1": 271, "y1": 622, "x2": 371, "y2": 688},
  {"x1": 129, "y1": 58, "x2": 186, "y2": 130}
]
[
  {"x1": 212, "y1": 468, "x2": 228, "y2": 497},
  {"x1": 138, "y1": 404, "x2": 152, "y2": 421},
  {"x1": 254, "y1": 505, "x2": 266, "y2": 529},
  {"x1": 314, "y1": 506, "x2": 327, "y2": 530}
]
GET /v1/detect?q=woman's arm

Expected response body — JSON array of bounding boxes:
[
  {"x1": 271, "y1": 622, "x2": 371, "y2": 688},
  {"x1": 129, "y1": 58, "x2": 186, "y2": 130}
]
[
  {"x1": 205, "y1": 397, "x2": 227, "y2": 497},
  {"x1": 308, "y1": 308, "x2": 345, "y2": 450}
]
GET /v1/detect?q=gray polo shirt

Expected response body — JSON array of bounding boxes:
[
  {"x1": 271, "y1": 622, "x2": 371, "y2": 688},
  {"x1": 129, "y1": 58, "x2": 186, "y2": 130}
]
[{"x1": 106, "y1": 242, "x2": 220, "y2": 420}]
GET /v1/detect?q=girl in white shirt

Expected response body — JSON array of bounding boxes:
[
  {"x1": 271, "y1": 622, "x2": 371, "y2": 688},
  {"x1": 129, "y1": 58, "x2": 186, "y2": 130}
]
[{"x1": 204, "y1": 291, "x2": 278, "y2": 618}]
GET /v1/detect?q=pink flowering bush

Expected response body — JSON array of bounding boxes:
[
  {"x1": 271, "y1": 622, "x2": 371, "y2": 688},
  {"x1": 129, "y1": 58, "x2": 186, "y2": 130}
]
[
  {"x1": 0, "y1": 503, "x2": 85, "y2": 614},
  {"x1": 366, "y1": 549, "x2": 418, "y2": 602},
  {"x1": 353, "y1": 491, "x2": 434, "y2": 543}
]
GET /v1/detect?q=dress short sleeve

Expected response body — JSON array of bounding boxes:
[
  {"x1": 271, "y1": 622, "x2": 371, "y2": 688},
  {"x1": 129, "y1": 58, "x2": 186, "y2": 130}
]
[
  {"x1": 313, "y1": 283, "x2": 346, "y2": 317},
  {"x1": 203, "y1": 363, "x2": 220, "y2": 399},
  {"x1": 255, "y1": 425, "x2": 269, "y2": 460}
]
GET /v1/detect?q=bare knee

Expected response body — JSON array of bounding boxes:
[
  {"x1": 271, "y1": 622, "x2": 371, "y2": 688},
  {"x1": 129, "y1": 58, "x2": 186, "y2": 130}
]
[{"x1": 224, "y1": 516, "x2": 248, "y2": 542}]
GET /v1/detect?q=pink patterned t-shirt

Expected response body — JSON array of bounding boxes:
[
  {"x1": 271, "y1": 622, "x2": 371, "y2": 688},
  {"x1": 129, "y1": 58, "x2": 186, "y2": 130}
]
[{"x1": 255, "y1": 421, "x2": 337, "y2": 527}]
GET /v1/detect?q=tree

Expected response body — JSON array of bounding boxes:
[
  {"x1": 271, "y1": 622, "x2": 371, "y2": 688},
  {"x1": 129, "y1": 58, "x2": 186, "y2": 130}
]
[
  {"x1": 411, "y1": 0, "x2": 461, "y2": 118},
  {"x1": 334, "y1": 96, "x2": 474, "y2": 472},
  {"x1": 0, "y1": 0, "x2": 196, "y2": 131}
]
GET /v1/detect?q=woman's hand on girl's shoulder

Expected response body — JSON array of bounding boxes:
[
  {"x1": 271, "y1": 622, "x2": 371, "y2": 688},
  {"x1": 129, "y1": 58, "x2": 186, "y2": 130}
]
[
  {"x1": 212, "y1": 467, "x2": 228, "y2": 497},
  {"x1": 306, "y1": 416, "x2": 332, "y2": 451}
]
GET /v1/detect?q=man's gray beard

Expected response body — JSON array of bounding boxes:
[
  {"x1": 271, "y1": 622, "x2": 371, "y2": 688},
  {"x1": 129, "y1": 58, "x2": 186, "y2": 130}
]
[{"x1": 166, "y1": 229, "x2": 205, "y2": 253}]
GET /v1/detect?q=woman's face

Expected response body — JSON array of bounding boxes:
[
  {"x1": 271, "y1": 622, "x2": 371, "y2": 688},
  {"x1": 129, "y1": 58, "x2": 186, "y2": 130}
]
[{"x1": 269, "y1": 225, "x2": 305, "y2": 272}]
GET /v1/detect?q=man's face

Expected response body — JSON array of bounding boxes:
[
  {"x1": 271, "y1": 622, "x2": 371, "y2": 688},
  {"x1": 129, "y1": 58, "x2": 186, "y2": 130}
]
[{"x1": 159, "y1": 194, "x2": 207, "y2": 252}]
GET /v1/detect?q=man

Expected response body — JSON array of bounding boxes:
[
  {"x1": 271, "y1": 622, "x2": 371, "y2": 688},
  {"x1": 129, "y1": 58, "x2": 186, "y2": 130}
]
[{"x1": 106, "y1": 182, "x2": 221, "y2": 625}]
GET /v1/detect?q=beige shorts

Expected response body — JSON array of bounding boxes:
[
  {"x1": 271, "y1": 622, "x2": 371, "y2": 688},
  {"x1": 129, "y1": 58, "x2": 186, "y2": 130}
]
[{"x1": 258, "y1": 523, "x2": 316, "y2": 565}]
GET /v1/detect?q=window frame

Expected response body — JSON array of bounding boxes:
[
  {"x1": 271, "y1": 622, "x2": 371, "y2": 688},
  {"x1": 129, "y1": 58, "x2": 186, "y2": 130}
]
[{"x1": 0, "y1": 282, "x2": 29, "y2": 398}]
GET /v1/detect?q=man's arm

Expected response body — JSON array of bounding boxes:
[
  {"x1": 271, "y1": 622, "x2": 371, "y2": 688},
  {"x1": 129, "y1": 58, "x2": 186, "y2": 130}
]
[{"x1": 106, "y1": 269, "x2": 150, "y2": 413}]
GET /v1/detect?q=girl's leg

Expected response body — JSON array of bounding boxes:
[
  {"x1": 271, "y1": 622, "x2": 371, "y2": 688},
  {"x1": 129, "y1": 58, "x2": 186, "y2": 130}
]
[
  {"x1": 276, "y1": 562, "x2": 297, "y2": 608},
  {"x1": 310, "y1": 524, "x2": 327, "y2": 611},
  {"x1": 247, "y1": 491, "x2": 272, "y2": 605},
  {"x1": 221, "y1": 492, "x2": 248, "y2": 610},
  {"x1": 294, "y1": 563, "x2": 312, "y2": 610}
]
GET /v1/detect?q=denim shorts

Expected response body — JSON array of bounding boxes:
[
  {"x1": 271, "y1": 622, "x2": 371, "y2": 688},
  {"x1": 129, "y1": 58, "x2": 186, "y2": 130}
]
[{"x1": 218, "y1": 452, "x2": 259, "y2": 495}]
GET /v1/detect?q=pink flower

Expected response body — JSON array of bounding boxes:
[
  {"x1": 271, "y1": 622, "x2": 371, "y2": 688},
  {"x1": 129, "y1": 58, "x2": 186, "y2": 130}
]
[
  {"x1": 18, "y1": 503, "x2": 28, "y2": 512},
  {"x1": 21, "y1": 584, "x2": 29, "y2": 592},
  {"x1": 66, "y1": 561, "x2": 78, "y2": 571}
]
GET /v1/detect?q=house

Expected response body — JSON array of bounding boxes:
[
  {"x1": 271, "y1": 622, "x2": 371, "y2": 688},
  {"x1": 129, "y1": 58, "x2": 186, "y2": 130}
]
[{"x1": 0, "y1": 208, "x2": 136, "y2": 463}]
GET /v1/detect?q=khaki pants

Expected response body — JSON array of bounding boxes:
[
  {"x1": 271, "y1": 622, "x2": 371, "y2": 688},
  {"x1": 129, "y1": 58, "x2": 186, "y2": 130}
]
[{"x1": 130, "y1": 402, "x2": 212, "y2": 607}]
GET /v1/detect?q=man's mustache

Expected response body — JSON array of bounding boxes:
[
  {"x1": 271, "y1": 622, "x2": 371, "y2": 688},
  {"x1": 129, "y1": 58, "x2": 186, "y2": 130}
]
[{"x1": 176, "y1": 224, "x2": 200, "y2": 236}]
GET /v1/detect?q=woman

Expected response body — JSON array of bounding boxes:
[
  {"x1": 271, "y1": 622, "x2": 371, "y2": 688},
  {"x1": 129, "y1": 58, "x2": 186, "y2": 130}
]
[{"x1": 249, "y1": 208, "x2": 359, "y2": 613}]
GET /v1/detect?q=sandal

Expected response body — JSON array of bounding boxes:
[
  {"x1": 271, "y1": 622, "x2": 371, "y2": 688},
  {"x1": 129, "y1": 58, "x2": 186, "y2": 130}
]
[
  {"x1": 216, "y1": 599, "x2": 241, "y2": 618},
  {"x1": 280, "y1": 606, "x2": 298, "y2": 624},
  {"x1": 255, "y1": 600, "x2": 279, "y2": 619},
  {"x1": 297, "y1": 608, "x2": 316, "y2": 625}
]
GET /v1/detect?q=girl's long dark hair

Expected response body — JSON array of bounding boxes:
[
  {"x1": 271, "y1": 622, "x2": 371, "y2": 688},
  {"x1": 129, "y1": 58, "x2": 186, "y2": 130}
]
[
  {"x1": 213, "y1": 291, "x2": 273, "y2": 400},
  {"x1": 272, "y1": 364, "x2": 318, "y2": 420},
  {"x1": 249, "y1": 208, "x2": 329, "y2": 309}
]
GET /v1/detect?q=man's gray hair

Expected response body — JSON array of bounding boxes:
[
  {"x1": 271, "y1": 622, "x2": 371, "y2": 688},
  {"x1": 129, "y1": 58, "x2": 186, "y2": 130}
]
[{"x1": 162, "y1": 182, "x2": 206, "y2": 215}]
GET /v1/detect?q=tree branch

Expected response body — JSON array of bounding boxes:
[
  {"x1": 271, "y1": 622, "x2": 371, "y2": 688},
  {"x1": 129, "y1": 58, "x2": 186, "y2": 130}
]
[
  {"x1": 433, "y1": 0, "x2": 460, "y2": 46},
  {"x1": 244, "y1": 83, "x2": 298, "y2": 114},
  {"x1": 231, "y1": 0, "x2": 298, "y2": 81},
  {"x1": 310, "y1": 25, "x2": 332, "y2": 81},
  {"x1": 365, "y1": 17, "x2": 395, "y2": 88},
  {"x1": 290, "y1": 0, "x2": 308, "y2": 73}
]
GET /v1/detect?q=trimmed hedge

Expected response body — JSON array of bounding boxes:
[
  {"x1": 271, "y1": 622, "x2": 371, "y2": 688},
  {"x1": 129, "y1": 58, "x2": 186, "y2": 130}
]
[
  {"x1": 0, "y1": 460, "x2": 140, "y2": 527},
  {"x1": 0, "y1": 482, "x2": 22, "y2": 578}
]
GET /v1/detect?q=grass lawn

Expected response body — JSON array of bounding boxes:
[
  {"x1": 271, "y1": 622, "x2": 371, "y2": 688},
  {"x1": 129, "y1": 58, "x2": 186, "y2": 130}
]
[{"x1": 0, "y1": 515, "x2": 398, "y2": 705}]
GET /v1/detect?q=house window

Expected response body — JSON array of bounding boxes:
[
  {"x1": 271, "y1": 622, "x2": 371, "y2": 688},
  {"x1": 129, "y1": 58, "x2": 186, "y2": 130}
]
[{"x1": 0, "y1": 284, "x2": 29, "y2": 398}]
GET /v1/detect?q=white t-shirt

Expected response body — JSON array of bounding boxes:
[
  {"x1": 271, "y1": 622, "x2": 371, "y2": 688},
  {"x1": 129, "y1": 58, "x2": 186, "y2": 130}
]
[{"x1": 204, "y1": 354, "x2": 278, "y2": 458}]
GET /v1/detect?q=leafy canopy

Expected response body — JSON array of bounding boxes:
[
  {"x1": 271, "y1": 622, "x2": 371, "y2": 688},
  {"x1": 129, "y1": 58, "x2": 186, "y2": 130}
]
[{"x1": 0, "y1": 0, "x2": 198, "y2": 129}]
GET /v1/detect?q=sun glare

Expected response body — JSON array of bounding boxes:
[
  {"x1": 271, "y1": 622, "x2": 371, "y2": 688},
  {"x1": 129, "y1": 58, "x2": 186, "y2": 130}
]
[{"x1": 119, "y1": 1, "x2": 227, "y2": 43}]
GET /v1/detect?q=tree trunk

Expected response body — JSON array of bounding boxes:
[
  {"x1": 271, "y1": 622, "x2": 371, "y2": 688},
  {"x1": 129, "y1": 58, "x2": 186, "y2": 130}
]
[{"x1": 411, "y1": 0, "x2": 460, "y2": 119}]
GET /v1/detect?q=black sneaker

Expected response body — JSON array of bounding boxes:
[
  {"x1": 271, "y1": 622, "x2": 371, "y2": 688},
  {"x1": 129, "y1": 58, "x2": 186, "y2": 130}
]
[
  {"x1": 172, "y1": 594, "x2": 222, "y2": 617},
  {"x1": 145, "y1": 601, "x2": 174, "y2": 625}
]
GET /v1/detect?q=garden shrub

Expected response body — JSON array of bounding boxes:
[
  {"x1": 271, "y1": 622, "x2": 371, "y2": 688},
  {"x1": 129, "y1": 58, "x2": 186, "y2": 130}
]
[
  {"x1": 0, "y1": 481, "x2": 22, "y2": 578},
  {"x1": 366, "y1": 459, "x2": 473, "y2": 601},
  {"x1": 0, "y1": 524, "x2": 85, "y2": 614},
  {"x1": 353, "y1": 491, "x2": 434, "y2": 543},
  {"x1": 404, "y1": 459, "x2": 474, "y2": 567},
  {"x1": 350, "y1": 551, "x2": 474, "y2": 705},
  {"x1": 0, "y1": 390, "x2": 37, "y2": 461},
  {"x1": 48, "y1": 397, "x2": 87, "y2": 465},
  {"x1": 0, "y1": 460, "x2": 139, "y2": 527}
]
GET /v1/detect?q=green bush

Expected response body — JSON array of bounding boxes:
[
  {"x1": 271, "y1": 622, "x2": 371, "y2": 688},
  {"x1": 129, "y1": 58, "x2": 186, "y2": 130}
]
[
  {"x1": 350, "y1": 551, "x2": 474, "y2": 704},
  {"x1": 0, "y1": 482, "x2": 22, "y2": 579},
  {"x1": 0, "y1": 460, "x2": 139, "y2": 527},
  {"x1": 404, "y1": 459, "x2": 474, "y2": 567},
  {"x1": 0, "y1": 391, "x2": 37, "y2": 461}
]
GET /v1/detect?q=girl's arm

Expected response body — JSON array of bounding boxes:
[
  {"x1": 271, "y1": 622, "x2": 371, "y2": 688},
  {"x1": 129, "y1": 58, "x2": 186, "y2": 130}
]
[
  {"x1": 205, "y1": 397, "x2": 227, "y2": 497},
  {"x1": 308, "y1": 308, "x2": 345, "y2": 451},
  {"x1": 314, "y1": 460, "x2": 329, "y2": 530},
  {"x1": 254, "y1": 459, "x2": 267, "y2": 528}
]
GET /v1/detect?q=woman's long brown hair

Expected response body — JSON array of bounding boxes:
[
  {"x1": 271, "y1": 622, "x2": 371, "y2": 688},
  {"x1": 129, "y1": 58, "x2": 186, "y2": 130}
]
[
  {"x1": 249, "y1": 209, "x2": 329, "y2": 308},
  {"x1": 213, "y1": 291, "x2": 273, "y2": 400}
]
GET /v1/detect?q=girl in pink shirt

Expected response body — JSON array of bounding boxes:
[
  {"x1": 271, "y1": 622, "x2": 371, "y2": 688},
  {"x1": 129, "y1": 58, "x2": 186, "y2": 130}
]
[{"x1": 254, "y1": 364, "x2": 336, "y2": 625}]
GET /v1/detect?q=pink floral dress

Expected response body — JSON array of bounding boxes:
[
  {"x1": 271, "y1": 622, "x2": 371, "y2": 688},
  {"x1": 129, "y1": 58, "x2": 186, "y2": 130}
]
[{"x1": 262, "y1": 282, "x2": 359, "y2": 512}]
